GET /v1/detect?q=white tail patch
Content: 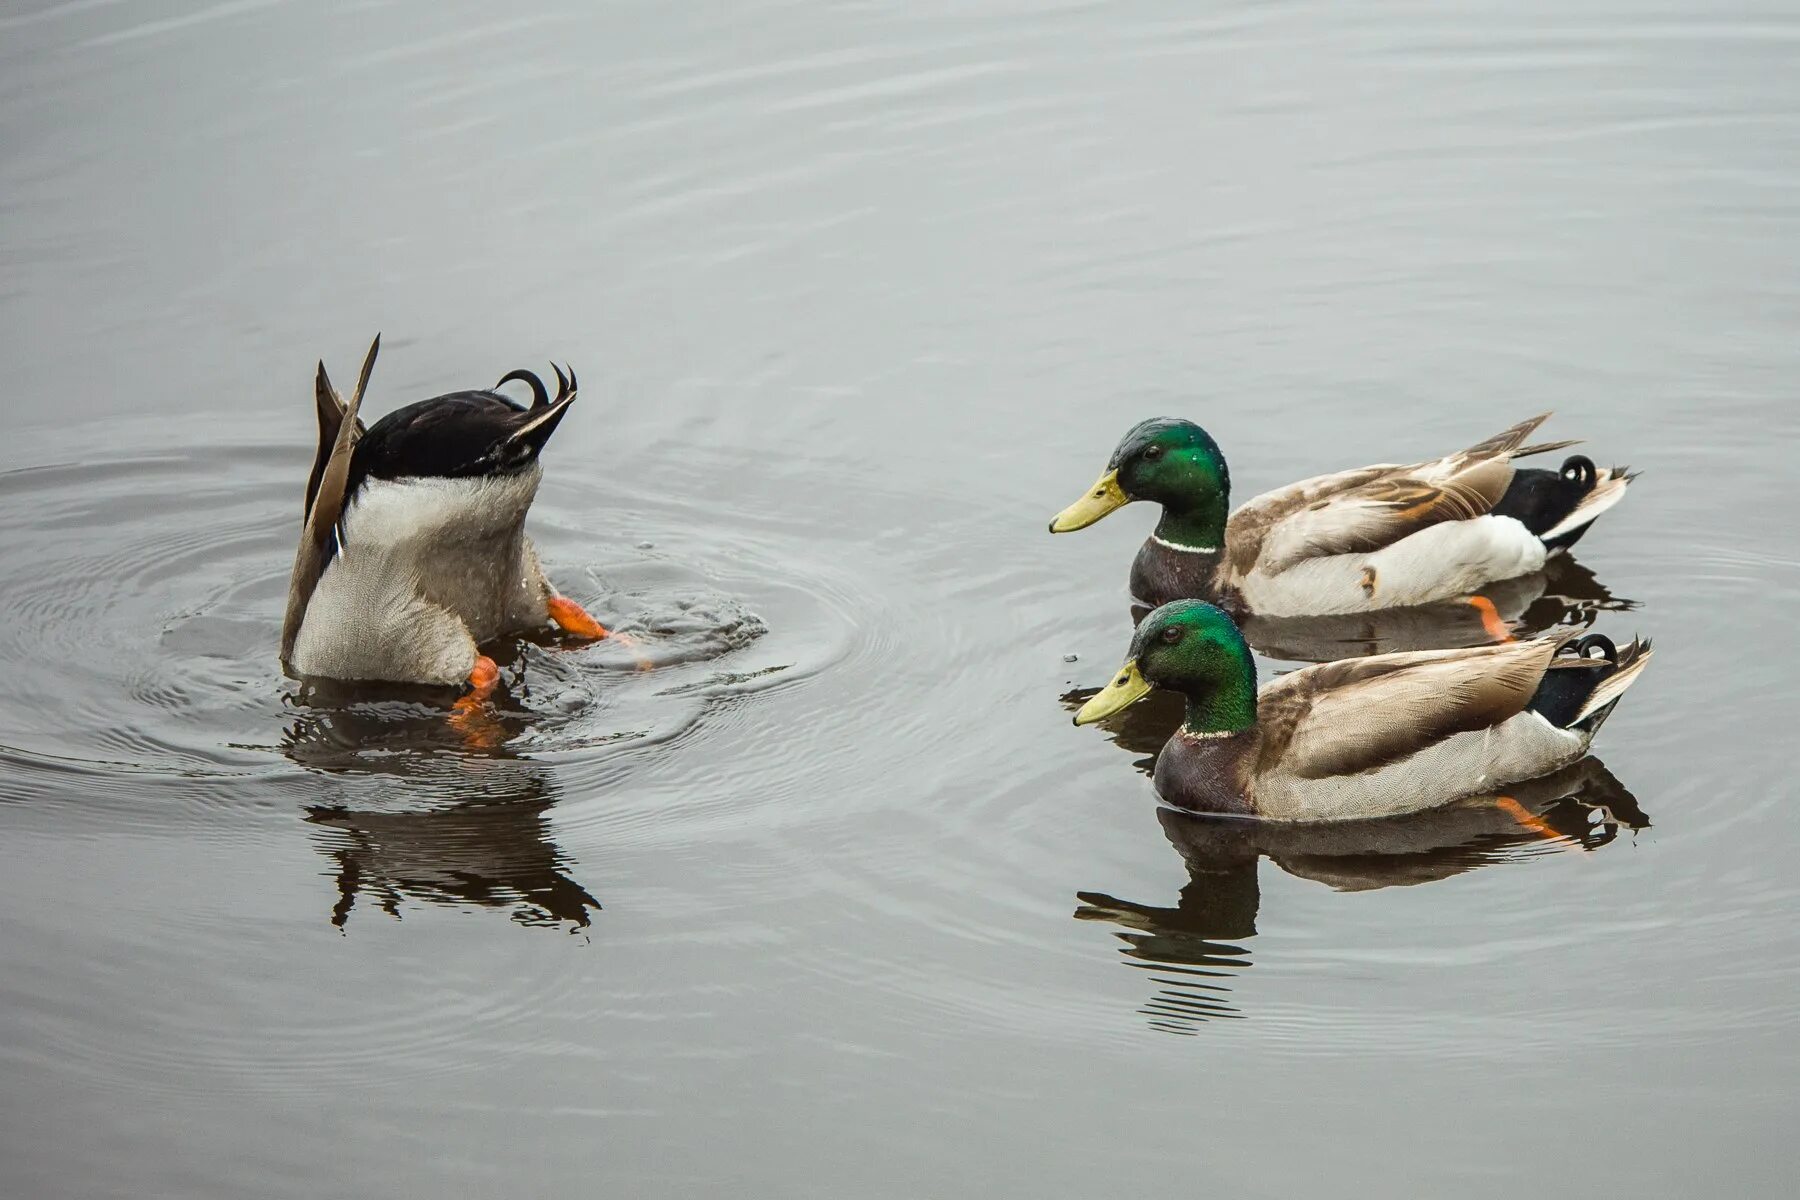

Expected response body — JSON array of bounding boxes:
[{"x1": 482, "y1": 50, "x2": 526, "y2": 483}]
[
  {"x1": 1573, "y1": 642, "x2": 1654, "y2": 725},
  {"x1": 1542, "y1": 469, "x2": 1632, "y2": 542}
]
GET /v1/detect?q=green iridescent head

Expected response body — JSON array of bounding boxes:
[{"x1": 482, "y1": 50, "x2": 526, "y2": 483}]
[
  {"x1": 1048, "y1": 419, "x2": 1231, "y2": 548},
  {"x1": 1074, "y1": 600, "x2": 1258, "y2": 734}
]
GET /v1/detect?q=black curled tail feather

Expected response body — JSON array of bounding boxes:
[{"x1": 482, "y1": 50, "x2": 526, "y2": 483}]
[
  {"x1": 496, "y1": 368, "x2": 550, "y2": 410},
  {"x1": 1560, "y1": 455, "x2": 1597, "y2": 491},
  {"x1": 496, "y1": 363, "x2": 579, "y2": 410}
]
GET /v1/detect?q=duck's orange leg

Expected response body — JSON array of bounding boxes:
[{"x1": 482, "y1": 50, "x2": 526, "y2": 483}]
[
  {"x1": 547, "y1": 595, "x2": 609, "y2": 640},
  {"x1": 1465, "y1": 595, "x2": 1514, "y2": 643},
  {"x1": 1494, "y1": 795, "x2": 1562, "y2": 842},
  {"x1": 451, "y1": 654, "x2": 500, "y2": 717},
  {"x1": 449, "y1": 655, "x2": 505, "y2": 746},
  {"x1": 467, "y1": 654, "x2": 500, "y2": 699}
]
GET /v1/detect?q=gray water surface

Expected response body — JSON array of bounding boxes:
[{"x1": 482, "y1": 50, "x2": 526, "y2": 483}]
[{"x1": 2, "y1": 2, "x2": 1796, "y2": 1196}]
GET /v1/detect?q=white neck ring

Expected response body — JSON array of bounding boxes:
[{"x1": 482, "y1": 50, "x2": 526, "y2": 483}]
[{"x1": 1151, "y1": 535, "x2": 1218, "y2": 554}]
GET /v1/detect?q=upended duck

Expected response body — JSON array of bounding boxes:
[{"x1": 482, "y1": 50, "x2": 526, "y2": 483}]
[
  {"x1": 1050, "y1": 414, "x2": 1634, "y2": 614},
  {"x1": 1075, "y1": 600, "x2": 1651, "y2": 822},
  {"x1": 280, "y1": 337, "x2": 609, "y2": 699}
]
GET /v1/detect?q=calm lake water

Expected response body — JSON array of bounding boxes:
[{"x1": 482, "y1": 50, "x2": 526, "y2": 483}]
[{"x1": 3, "y1": 1, "x2": 1796, "y2": 1196}]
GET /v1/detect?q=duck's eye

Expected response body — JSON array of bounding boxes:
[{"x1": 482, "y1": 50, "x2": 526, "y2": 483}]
[
  {"x1": 1142, "y1": 445, "x2": 1164, "y2": 461},
  {"x1": 1159, "y1": 626, "x2": 1183, "y2": 644}
]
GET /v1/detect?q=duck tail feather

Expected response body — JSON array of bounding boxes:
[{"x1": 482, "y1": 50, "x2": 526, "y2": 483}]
[
  {"x1": 506, "y1": 389, "x2": 577, "y2": 451},
  {"x1": 1574, "y1": 638, "x2": 1653, "y2": 727},
  {"x1": 1542, "y1": 466, "x2": 1635, "y2": 543}
]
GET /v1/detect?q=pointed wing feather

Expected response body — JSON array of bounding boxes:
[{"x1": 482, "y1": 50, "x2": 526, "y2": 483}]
[
  {"x1": 1256, "y1": 635, "x2": 1569, "y2": 780},
  {"x1": 282, "y1": 335, "x2": 379, "y2": 664},
  {"x1": 305, "y1": 363, "x2": 344, "y2": 521},
  {"x1": 1513, "y1": 438, "x2": 1582, "y2": 460},
  {"x1": 1442, "y1": 412, "x2": 1553, "y2": 468},
  {"x1": 305, "y1": 361, "x2": 368, "y2": 519}
]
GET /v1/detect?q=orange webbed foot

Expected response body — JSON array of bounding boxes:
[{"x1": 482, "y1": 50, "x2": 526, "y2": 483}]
[
  {"x1": 548, "y1": 595, "x2": 609, "y2": 641},
  {"x1": 547, "y1": 595, "x2": 653, "y2": 670}
]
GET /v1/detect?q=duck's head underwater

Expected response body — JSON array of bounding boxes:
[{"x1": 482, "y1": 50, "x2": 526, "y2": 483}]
[{"x1": 281, "y1": 337, "x2": 611, "y2": 707}]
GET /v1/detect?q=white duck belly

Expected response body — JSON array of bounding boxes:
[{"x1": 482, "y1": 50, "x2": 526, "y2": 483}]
[{"x1": 1239, "y1": 515, "x2": 1547, "y2": 617}]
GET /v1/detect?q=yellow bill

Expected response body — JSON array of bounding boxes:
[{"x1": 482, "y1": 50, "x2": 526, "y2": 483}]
[
  {"x1": 1049, "y1": 469, "x2": 1129, "y2": 533},
  {"x1": 1074, "y1": 660, "x2": 1153, "y2": 725}
]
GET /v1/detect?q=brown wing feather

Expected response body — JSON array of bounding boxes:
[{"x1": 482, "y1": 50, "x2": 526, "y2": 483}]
[
  {"x1": 1253, "y1": 454, "x2": 1516, "y2": 574},
  {"x1": 281, "y1": 335, "x2": 379, "y2": 665},
  {"x1": 1254, "y1": 635, "x2": 1569, "y2": 780},
  {"x1": 1224, "y1": 464, "x2": 1398, "y2": 577},
  {"x1": 1229, "y1": 415, "x2": 1570, "y2": 579}
]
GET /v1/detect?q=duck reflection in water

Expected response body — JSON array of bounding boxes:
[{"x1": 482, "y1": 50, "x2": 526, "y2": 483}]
[
  {"x1": 1075, "y1": 757, "x2": 1647, "y2": 1033},
  {"x1": 1131, "y1": 553, "x2": 1634, "y2": 664},
  {"x1": 283, "y1": 678, "x2": 600, "y2": 932}
]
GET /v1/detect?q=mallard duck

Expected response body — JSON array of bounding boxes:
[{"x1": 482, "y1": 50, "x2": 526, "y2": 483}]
[
  {"x1": 1074, "y1": 600, "x2": 1651, "y2": 822},
  {"x1": 1050, "y1": 414, "x2": 1634, "y2": 614},
  {"x1": 280, "y1": 336, "x2": 609, "y2": 699}
]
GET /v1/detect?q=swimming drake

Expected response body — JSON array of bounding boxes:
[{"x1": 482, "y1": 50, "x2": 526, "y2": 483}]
[
  {"x1": 1050, "y1": 414, "x2": 1634, "y2": 614},
  {"x1": 1074, "y1": 600, "x2": 1651, "y2": 822},
  {"x1": 280, "y1": 336, "x2": 609, "y2": 698}
]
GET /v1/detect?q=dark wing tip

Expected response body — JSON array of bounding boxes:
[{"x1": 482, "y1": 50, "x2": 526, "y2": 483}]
[{"x1": 351, "y1": 335, "x2": 380, "y2": 409}]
